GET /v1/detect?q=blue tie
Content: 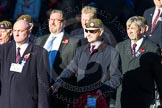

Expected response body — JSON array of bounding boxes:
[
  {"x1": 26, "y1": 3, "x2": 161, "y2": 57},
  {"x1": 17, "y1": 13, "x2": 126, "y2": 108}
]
[
  {"x1": 44, "y1": 36, "x2": 56, "y2": 51},
  {"x1": 49, "y1": 50, "x2": 57, "y2": 82},
  {"x1": 45, "y1": 36, "x2": 57, "y2": 82}
]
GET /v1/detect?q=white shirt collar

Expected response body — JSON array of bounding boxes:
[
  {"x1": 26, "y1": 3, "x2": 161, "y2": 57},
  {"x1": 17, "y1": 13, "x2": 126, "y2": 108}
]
[
  {"x1": 44, "y1": 31, "x2": 64, "y2": 51},
  {"x1": 90, "y1": 41, "x2": 102, "y2": 50},
  {"x1": 131, "y1": 37, "x2": 144, "y2": 52},
  {"x1": 155, "y1": 7, "x2": 162, "y2": 13},
  {"x1": 16, "y1": 39, "x2": 29, "y2": 56}
]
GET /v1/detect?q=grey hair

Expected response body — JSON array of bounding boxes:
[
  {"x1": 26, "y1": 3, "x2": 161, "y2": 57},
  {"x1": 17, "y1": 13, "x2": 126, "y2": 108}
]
[{"x1": 126, "y1": 16, "x2": 146, "y2": 28}]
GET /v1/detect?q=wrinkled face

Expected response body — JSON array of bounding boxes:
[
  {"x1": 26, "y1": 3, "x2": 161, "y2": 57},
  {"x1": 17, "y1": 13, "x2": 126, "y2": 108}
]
[
  {"x1": 0, "y1": 29, "x2": 11, "y2": 44},
  {"x1": 13, "y1": 20, "x2": 30, "y2": 46},
  {"x1": 85, "y1": 28, "x2": 102, "y2": 44},
  {"x1": 81, "y1": 13, "x2": 94, "y2": 29},
  {"x1": 153, "y1": 0, "x2": 162, "y2": 8},
  {"x1": 49, "y1": 13, "x2": 64, "y2": 34},
  {"x1": 127, "y1": 22, "x2": 142, "y2": 42}
]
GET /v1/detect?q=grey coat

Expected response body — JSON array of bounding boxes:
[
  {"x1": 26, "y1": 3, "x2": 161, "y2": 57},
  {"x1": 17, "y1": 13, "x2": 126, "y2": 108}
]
[
  {"x1": 115, "y1": 38, "x2": 162, "y2": 108},
  {"x1": 57, "y1": 41, "x2": 122, "y2": 92}
]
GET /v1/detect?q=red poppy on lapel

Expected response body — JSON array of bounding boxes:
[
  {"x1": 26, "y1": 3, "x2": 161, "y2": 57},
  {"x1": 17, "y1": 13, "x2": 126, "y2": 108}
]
[
  {"x1": 22, "y1": 53, "x2": 30, "y2": 63},
  {"x1": 135, "y1": 48, "x2": 145, "y2": 57},
  {"x1": 62, "y1": 38, "x2": 68, "y2": 44},
  {"x1": 139, "y1": 48, "x2": 145, "y2": 53}
]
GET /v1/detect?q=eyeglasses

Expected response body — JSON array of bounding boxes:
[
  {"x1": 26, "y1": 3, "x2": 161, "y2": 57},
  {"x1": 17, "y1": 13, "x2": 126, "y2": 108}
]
[
  {"x1": 49, "y1": 18, "x2": 64, "y2": 23},
  {"x1": 85, "y1": 29, "x2": 99, "y2": 34}
]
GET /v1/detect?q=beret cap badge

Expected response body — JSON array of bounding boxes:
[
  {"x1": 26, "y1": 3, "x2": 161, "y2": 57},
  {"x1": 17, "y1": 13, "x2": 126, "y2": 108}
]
[
  {"x1": 0, "y1": 20, "x2": 12, "y2": 29},
  {"x1": 86, "y1": 18, "x2": 103, "y2": 28},
  {"x1": 0, "y1": 24, "x2": 4, "y2": 28},
  {"x1": 90, "y1": 22, "x2": 95, "y2": 27}
]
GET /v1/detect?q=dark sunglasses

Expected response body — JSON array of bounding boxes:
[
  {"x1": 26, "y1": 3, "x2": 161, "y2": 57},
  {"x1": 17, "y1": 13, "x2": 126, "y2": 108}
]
[{"x1": 85, "y1": 29, "x2": 99, "y2": 34}]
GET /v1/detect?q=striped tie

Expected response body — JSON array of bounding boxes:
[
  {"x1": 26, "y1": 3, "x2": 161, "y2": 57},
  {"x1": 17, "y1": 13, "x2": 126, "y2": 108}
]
[
  {"x1": 90, "y1": 45, "x2": 95, "y2": 55},
  {"x1": 151, "y1": 9, "x2": 161, "y2": 33},
  {"x1": 16, "y1": 47, "x2": 21, "y2": 63},
  {"x1": 132, "y1": 43, "x2": 137, "y2": 56}
]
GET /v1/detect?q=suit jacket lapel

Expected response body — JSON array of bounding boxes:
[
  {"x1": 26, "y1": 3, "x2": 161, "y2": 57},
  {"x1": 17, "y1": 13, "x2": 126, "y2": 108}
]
[
  {"x1": 23, "y1": 43, "x2": 33, "y2": 56},
  {"x1": 146, "y1": 8, "x2": 154, "y2": 33},
  {"x1": 148, "y1": 8, "x2": 155, "y2": 26},
  {"x1": 40, "y1": 35, "x2": 49, "y2": 47},
  {"x1": 125, "y1": 40, "x2": 132, "y2": 61},
  {"x1": 7, "y1": 42, "x2": 33, "y2": 64},
  {"x1": 58, "y1": 33, "x2": 70, "y2": 52},
  {"x1": 129, "y1": 39, "x2": 147, "y2": 62},
  {"x1": 19, "y1": 43, "x2": 33, "y2": 64}
]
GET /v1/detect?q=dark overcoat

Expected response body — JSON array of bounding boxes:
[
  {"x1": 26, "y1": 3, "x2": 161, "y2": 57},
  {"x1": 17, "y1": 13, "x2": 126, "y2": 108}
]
[{"x1": 0, "y1": 42, "x2": 50, "y2": 108}]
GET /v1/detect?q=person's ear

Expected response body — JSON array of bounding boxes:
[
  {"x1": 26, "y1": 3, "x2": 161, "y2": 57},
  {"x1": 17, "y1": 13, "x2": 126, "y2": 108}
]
[
  {"x1": 29, "y1": 23, "x2": 34, "y2": 32},
  {"x1": 9, "y1": 30, "x2": 13, "y2": 36},
  {"x1": 145, "y1": 25, "x2": 149, "y2": 32},
  {"x1": 62, "y1": 20, "x2": 66, "y2": 28},
  {"x1": 139, "y1": 27, "x2": 145, "y2": 34},
  {"x1": 99, "y1": 28, "x2": 104, "y2": 36}
]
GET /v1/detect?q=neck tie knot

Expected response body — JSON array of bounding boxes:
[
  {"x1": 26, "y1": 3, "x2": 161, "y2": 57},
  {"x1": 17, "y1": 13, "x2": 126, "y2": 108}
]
[
  {"x1": 90, "y1": 45, "x2": 96, "y2": 55},
  {"x1": 132, "y1": 43, "x2": 137, "y2": 56},
  {"x1": 44, "y1": 36, "x2": 56, "y2": 52},
  {"x1": 16, "y1": 47, "x2": 21, "y2": 63},
  {"x1": 132, "y1": 43, "x2": 137, "y2": 50}
]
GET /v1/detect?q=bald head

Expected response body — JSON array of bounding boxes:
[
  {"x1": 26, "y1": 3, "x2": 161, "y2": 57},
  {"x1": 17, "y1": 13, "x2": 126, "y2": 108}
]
[
  {"x1": 13, "y1": 20, "x2": 30, "y2": 46},
  {"x1": 14, "y1": 20, "x2": 30, "y2": 30}
]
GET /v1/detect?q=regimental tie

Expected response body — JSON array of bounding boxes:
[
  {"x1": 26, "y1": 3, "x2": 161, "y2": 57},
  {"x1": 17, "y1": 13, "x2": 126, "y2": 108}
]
[
  {"x1": 151, "y1": 9, "x2": 161, "y2": 33},
  {"x1": 89, "y1": 45, "x2": 96, "y2": 55},
  {"x1": 132, "y1": 43, "x2": 137, "y2": 56},
  {"x1": 16, "y1": 47, "x2": 21, "y2": 63}
]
